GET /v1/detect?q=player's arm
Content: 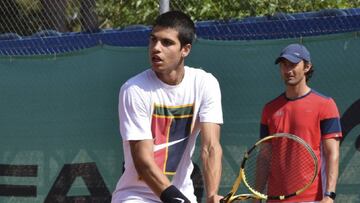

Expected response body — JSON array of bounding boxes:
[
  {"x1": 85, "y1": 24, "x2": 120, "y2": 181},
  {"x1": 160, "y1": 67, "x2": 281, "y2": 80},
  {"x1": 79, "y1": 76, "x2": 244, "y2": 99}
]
[
  {"x1": 129, "y1": 139, "x2": 190, "y2": 203},
  {"x1": 129, "y1": 139, "x2": 170, "y2": 196},
  {"x1": 200, "y1": 122, "x2": 223, "y2": 203},
  {"x1": 321, "y1": 137, "x2": 340, "y2": 203}
]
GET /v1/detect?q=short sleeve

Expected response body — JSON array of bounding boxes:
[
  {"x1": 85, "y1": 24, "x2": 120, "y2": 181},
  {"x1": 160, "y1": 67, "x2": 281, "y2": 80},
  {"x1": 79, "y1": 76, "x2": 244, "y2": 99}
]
[
  {"x1": 320, "y1": 98, "x2": 342, "y2": 139},
  {"x1": 118, "y1": 83, "x2": 153, "y2": 141},
  {"x1": 198, "y1": 73, "x2": 223, "y2": 124},
  {"x1": 260, "y1": 106, "x2": 269, "y2": 139}
]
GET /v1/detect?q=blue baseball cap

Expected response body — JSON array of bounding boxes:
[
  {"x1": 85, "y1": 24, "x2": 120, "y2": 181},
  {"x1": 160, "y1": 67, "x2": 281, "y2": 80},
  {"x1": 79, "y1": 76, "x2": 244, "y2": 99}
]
[{"x1": 275, "y1": 43, "x2": 311, "y2": 64}]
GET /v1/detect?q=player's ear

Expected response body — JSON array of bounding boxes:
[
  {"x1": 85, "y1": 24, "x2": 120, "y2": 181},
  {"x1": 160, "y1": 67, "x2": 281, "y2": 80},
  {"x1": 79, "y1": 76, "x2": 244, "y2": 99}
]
[
  {"x1": 304, "y1": 62, "x2": 312, "y2": 73},
  {"x1": 181, "y1": 44, "x2": 192, "y2": 58}
]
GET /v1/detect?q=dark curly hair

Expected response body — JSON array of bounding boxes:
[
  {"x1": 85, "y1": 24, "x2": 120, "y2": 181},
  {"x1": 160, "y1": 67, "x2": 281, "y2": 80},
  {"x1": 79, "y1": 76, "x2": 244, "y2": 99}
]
[{"x1": 305, "y1": 61, "x2": 314, "y2": 82}]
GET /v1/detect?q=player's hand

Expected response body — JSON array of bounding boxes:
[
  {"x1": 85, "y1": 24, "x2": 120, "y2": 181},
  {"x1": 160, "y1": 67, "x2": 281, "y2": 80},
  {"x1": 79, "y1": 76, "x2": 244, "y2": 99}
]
[{"x1": 206, "y1": 194, "x2": 223, "y2": 203}]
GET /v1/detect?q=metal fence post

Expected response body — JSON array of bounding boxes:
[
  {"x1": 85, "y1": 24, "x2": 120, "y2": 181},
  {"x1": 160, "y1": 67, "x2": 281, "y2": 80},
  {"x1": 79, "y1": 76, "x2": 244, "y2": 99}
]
[{"x1": 159, "y1": 0, "x2": 170, "y2": 14}]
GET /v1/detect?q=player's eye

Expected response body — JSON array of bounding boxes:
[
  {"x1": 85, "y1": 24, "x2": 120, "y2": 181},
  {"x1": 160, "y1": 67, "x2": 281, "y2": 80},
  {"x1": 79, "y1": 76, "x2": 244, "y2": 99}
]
[
  {"x1": 161, "y1": 39, "x2": 174, "y2": 47},
  {"x1": 150, "y1": 36, "x2": 157, "y2": 43}
]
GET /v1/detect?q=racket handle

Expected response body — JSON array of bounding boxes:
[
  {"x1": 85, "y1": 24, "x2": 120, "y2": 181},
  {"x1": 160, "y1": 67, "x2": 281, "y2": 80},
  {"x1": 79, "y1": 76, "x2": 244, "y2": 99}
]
[
  {"x1": 219, "y1": 195, "x2": 230, "y2": 203},
  {"x1": 219, "y1": 199, "x2": 227, "y2": 203}
]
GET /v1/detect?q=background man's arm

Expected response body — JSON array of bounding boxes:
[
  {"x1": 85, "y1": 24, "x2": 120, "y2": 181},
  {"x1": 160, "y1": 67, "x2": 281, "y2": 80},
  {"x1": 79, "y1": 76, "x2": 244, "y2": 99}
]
[{"x1": 321, "y1": 138, "x2": 340, "y2": 202}]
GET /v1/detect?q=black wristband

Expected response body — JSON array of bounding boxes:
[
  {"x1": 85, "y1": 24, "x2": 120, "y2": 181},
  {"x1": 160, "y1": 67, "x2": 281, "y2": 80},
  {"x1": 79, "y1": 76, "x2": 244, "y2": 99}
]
[
  {"x1": 324, "y1": 191, "x2": 336, "y2": 200},
  {"x1": 160, "y1": 185, "x2": 190, "y2": 203}
]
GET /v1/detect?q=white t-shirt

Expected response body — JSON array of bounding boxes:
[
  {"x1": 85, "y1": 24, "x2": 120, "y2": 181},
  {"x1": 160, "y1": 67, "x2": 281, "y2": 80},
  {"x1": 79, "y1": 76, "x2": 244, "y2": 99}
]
[{"x1": 112, "y1": 66, "x2": 223, "y2": 203}]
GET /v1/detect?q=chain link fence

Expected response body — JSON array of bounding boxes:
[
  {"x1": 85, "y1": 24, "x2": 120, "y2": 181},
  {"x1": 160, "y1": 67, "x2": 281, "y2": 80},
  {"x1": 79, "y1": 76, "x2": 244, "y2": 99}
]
[
  {"x1": 1, "y1": 0, "x2": 360, "y2": 37},
  {"x1": 0, "y1": 1, "x2": 360, "y2": 55}
]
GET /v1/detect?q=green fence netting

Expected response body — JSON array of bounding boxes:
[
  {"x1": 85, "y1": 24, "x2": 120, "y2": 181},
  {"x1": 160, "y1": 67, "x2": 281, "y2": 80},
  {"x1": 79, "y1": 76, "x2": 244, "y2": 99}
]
[{"x1": 0, "y1": 32, "x2": 359, "y2": 202}]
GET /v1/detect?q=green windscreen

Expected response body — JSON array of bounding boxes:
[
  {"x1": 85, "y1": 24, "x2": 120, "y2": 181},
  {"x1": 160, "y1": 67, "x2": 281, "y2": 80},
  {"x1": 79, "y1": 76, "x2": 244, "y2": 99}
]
[{"x1": 0, "y1": 33, "x2": 359, "y2": 202}]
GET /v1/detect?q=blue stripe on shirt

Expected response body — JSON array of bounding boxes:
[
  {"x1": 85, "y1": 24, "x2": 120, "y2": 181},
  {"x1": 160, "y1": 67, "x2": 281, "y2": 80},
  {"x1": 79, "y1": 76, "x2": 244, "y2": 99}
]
[
  {"x1": 320, "y1": 118, "x2": 342, "y2": 135},
  {"x1": 260, "y1": 124, "x2": 269, "y2": 139}
]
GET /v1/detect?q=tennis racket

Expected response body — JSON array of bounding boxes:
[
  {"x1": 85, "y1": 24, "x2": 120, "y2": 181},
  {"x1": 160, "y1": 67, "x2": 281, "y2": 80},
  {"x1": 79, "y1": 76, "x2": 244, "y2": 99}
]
[{"x1": 221, "y1": 133, "x2": 318, "y2": 202}]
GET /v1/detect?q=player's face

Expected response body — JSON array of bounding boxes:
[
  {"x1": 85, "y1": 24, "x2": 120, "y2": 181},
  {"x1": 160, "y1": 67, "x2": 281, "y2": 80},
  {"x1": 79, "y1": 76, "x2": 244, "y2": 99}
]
[
  {"x1": 148, "y1": 26, "x2": 191, "y2": 74},
  {"x1": 279, "y1": 59, "x2": 310, "y2": 86}
]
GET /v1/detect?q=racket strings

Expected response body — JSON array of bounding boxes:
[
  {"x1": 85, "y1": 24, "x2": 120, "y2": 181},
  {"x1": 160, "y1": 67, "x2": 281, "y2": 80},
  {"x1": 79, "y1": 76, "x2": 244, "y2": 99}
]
[
  {"x1": 243, "y1": 136, "x2": 317, "y2": 198},
  {"x1": 243, "y1": 142, "x2": 272, "y2": 195}
]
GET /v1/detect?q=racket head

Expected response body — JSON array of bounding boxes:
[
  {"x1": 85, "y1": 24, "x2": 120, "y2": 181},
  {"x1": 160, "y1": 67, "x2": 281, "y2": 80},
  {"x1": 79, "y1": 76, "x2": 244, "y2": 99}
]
[{"x1": 242, "y1": 133, "x2": 318, "y2": 200}]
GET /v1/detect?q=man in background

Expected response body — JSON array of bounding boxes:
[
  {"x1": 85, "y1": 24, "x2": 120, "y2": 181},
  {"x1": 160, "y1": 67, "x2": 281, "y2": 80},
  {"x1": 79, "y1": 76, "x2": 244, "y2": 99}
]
[{"x1": 260, "y1": 43, "x2": 342, "y2": 202}]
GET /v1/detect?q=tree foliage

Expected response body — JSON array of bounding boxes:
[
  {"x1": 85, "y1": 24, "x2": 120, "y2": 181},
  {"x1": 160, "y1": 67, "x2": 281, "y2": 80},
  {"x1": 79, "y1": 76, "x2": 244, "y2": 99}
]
[
  {"x1": 1, "y1": 0, "x2": 360, "y2": 35},
  {"x1": 96, "y1": 0, "x2": 360, "y2": 28}
]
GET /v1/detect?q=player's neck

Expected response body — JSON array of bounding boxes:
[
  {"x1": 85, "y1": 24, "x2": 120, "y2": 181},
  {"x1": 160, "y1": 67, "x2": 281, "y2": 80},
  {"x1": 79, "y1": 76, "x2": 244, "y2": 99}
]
[
  {"x1": 155, "y1": 66, "x2": 185, "y2": 86},
  {"x1": 285, "y1": 83, "x2": 311, "y2": 99}
]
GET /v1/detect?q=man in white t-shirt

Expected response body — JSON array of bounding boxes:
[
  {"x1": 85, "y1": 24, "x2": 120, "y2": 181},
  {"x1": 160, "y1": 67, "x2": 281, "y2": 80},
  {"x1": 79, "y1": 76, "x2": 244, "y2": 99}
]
[{"x1": 111, "y1": 11, "x2": 223, "y2": 203}]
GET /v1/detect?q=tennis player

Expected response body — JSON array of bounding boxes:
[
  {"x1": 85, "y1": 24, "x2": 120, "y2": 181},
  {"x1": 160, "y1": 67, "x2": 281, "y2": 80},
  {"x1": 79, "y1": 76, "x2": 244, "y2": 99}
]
[
  {"x1": 111, "y1": 11, "x2": 223, "y2": 203},
  {"x1": 260, "y1": 44, "x2": 342, "y2": 202}
]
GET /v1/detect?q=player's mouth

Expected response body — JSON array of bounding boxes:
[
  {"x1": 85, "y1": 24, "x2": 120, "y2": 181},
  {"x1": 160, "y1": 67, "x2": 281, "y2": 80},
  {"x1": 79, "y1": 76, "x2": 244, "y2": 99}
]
[{"x1": 151, "y1": 55, "x2": 162, "y2": 64}]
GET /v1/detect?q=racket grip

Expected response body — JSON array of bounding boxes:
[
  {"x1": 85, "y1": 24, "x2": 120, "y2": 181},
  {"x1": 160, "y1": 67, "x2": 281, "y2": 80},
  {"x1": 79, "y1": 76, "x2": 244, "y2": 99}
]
[
  {"x1": 219, "y1": 199, "x2": 226, "y2": 203},
  {"x1": 219, "y1": 196, "x2": 229, "y2": 203}
]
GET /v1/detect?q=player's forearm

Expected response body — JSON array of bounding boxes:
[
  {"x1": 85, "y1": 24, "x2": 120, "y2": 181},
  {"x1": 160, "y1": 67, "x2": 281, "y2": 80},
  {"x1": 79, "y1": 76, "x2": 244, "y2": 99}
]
[
  {"x1": 134, "y1": 160, "x2": 171, "y2": 196},
  {"x1": 200, "y1": 123, "x2": 223, "y2": 198},
  {"x1": 130, "y1": 140, "x2": 171, "y2": 197},
  {"x1": 201, "y1": 141, "x2": 223, "y2": 198}
]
